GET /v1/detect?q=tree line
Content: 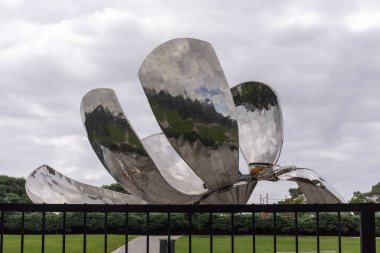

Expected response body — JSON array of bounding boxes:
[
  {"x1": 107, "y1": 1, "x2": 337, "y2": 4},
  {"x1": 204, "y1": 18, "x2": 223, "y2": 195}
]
[{"x1": 2, "y1": 211, "x2": 379, "y2": 236}]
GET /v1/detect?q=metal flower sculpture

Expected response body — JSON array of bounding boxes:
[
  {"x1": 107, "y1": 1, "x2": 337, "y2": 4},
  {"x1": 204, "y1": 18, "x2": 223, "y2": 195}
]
[{"x1": 26, "y1": 38, "x2": 345, "y2": 204}]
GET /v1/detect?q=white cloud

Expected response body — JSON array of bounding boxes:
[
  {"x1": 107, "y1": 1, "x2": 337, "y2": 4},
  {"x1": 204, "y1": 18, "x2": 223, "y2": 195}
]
[{"x1": 346, "y1": 9, "x2": 380, "y2": 32}]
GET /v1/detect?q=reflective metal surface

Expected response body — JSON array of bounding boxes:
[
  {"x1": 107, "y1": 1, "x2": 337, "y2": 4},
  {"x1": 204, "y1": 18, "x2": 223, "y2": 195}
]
[
  {"x1": 24, "y1": 38, "x2": 346, "y2": 205},
  {"x1": 274, "y1": 165, "x2": 345, "y2": 203},
  {"x1": 139, "y1": 38, "x2": 239, "y2": 190},
  {"x1": 198, "y1": 182, "x2": 257, "y2": 204},
  {"x1": 142, "y1": 133, "x2": 256, "y2": 203},
  {"x1": 26, "y1": 165, "x2": 146, "y2": 204},
  {"x1": 231, "y1": 81, "x2": 283, "y2": 171},
  {"x1": 80, "y1": 88, "x2": 201, "y2": 204},
  {"x1": 141, "y1": 133, "x2": 207, "y2": 195},
  {"x1": 230, "y1": 81, "x2": 344, "y2": 203}
]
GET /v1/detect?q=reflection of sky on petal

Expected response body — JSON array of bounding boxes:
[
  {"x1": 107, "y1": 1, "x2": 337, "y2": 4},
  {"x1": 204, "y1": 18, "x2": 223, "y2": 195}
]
[
  {"x1": 194, "y1": 86, "x2": 223, "y2": 99},
  {"x1": 212, "y1": 100, "x2": 229, "y2": 116}
]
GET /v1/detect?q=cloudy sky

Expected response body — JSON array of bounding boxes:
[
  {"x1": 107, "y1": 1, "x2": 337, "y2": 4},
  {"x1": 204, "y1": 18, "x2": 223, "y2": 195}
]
[{"x1": 1, "y1": 0, "x2": 380, "y2": 203}]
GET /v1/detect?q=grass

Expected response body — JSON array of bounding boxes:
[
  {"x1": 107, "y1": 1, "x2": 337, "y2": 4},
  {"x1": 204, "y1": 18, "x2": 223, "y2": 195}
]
[
  {"x1": 2, "y1": 235, "x2": 380, "y2": 252},
  {"x1": 175, "y1": 235, "x2": 380, "y2": 253},
  {"x1": 1, "y1": 234, "x2": 136, "y2": 253}
]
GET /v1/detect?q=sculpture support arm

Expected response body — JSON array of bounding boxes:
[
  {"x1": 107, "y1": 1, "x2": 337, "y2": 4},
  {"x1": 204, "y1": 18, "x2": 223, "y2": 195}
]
[
  {"x1": 273, "y1": 165, "x2": 346, "y2": 203},
  {"x1": 231, "y1": 164, "x2": 345, "y2": 204}
]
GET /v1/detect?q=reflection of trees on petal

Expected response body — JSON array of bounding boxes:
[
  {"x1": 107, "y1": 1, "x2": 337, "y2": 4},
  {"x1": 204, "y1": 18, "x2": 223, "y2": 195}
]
[
  {"x1": 232, "y1": 82, "x2": 278, "y2": 110},
  {"x1": 145, "y1": 88, "x2": 238, "y2": 148},
  {"x1": 84, "y1": 105, "x2": 145, "y2": 155}
]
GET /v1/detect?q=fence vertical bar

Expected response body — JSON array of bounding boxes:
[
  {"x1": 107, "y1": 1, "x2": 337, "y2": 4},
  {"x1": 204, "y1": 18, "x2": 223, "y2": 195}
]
[
  {"x1": 252, "y1": 212, "x2": 256, "y2": 253},
  {"x1": 146, "y1": 212, "x2": 149, "y2": 253},
  {"x1": 104, "y1": 211, "x2": 108, "y2": 253},
  {"x1": 62, "y1": 210, "x2": 66, "y2": 253},
  {"x1": 168, "y1": 212, "x2": 171, "y2": 253},
  {"x1": 209, "y1": 212, "x2": 213, "y2": 253},
  {"x1": 316, "y1": 211, "x2": 320, "y2": 253},
  {"x1": 83, "y1": 211, "x2": 87, "y2": 253},
  {"x1": 231, "y1": 212, "x2": 234, "y2": 253},
  {"x1": 0, "y1": 211, "x2": 4, "y2": 253},
  {"x1": 295, "y1": 212, "x2": 298, "y2": 253},
  {"x1": 360, "y1": 203, "x2": 376, "y2": 253},
  {"x1": 188, "y1": 212, "x2": 192, "y2": 253},
  {"x1": 21, "y1": 211, "x2": 25, "y2": 253},
  {"x1": 125, "y1": 210, "x2": 129, "y2": 253},
  {"x1": 42, "y1": 208, "x2": 46, "y2": 253},
  {"x1": 338, "y1": 212, "x2": 341, "y2": 253},
  {"x1": 273, "y1": 212, "x2": 277, "y2": 253}
]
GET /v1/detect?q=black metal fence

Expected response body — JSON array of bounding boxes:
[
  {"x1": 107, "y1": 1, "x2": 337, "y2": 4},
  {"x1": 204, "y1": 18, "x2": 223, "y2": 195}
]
[{"x1": 0, "y1": 203, "x2": 379, "y2": 253}]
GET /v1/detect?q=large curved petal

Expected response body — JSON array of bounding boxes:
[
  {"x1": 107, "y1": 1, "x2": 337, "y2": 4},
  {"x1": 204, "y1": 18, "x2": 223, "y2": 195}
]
[
  {"x1": 141, "y1": 133, "x2": 207, "y2": 195},
  {"x1": 80, "y1": 88, "x2": 201, "y2": 204},
  {"x1": 231, "y1": 82, "x2": 283, "y2": 173},
  {"x1": 139, "y1": 38, "x2": 239, "y2": 190},
  {"x1": 25, "y1": 165, "x2": 146, "y2": 204},
  {"x1": 142, "y1": 133, "x2": 257, "y2": 204},
  {"x1": 274, "y1": 165, "x2": 346, "y2": 203}
]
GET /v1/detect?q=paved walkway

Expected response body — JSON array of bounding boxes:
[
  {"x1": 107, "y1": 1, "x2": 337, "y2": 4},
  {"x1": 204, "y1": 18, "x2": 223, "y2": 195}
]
[{"x1": 112, "y1": 236, "x2": 180, "y2": 253}]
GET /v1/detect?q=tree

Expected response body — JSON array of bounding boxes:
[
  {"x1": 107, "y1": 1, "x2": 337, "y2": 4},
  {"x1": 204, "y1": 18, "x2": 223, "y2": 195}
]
[
  {"x1": 349, "y1": 191, "x2": 368, "y2": 203},
  {"x1": 367, "y1": 182, "x2": 380, "y2": 203},
  {"x1": 0, "y1": 175, "x2": 31, "y2": 203},
  {"x1": 278, "y1": 187, "x2": 305, "y2": 204},
  {"x1": 349, "y1": 182, "x2": 380, "y2": 203}
]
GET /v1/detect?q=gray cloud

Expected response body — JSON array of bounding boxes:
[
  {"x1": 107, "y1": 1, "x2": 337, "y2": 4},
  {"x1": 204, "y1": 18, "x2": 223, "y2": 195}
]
[{"x1": 1, "y1": 0, "x2": 379, "y2": 203}]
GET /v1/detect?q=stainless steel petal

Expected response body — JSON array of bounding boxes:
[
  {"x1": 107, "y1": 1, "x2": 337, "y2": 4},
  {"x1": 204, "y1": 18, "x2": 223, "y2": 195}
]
[
  {"x1": 80, "y1": 88, "x2": 201, "y2": 204},
  {"x1": 25, "y1": 164, "x2": 146, "y2": 204},
  {"x1": 141, "y1": 133, "x2": 256, "y2": 204},
  {"x1": 141, "y1": 133, "x2": 207, "y2": 195},
  {"x1": 139, "y1": 38, "x2": 239, "y2": 190},
  {"x1": 231, "y1": 81, "x2": 283, "y2": 170},
  {"x1": 274, "y1": 165, "x2": 345, "y2": 203}
]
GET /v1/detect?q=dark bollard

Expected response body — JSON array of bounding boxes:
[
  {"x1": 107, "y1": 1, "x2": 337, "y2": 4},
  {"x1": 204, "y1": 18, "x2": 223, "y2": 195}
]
[{"x1": 159, "y1": 239, "x2": 175, "y2": 253}]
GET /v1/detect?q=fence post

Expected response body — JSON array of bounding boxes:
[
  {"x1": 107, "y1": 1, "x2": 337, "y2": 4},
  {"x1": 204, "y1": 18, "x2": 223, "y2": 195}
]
[{"x1": 360, "y1": 203, "x2": 376, "y2": 253}]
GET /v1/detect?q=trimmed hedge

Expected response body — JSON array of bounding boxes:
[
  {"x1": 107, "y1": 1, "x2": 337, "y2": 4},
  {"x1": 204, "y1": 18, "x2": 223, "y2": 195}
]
[{"x1": 2, "y1": 212, "x2": 379, "y2": 236}]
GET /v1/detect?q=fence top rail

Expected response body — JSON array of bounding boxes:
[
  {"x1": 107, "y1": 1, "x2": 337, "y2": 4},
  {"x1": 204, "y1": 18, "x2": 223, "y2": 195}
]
[{"x1": 0, "y1": 203, "x2": 379, "y2": 213}]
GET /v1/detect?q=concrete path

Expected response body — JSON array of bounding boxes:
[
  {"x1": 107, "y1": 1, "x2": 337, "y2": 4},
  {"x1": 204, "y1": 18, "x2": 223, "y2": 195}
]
[{"x1": 112, "y1": 236, "x2": 180, "y2": 253}]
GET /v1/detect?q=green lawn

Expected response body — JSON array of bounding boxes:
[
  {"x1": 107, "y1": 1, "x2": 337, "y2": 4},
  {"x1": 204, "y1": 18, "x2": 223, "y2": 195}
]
[
  {"x1": 175, "y1": 235, "x2": 380, "y2": 253},
  {"x1": 2, "y1": 235, "x2": 380, "y2": 253},
  {"x1": 1, "y1": 234, "x2": 136, "y2": 253}
]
